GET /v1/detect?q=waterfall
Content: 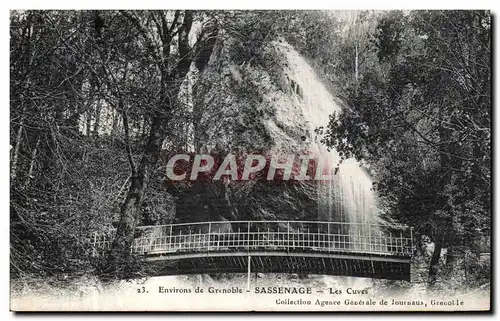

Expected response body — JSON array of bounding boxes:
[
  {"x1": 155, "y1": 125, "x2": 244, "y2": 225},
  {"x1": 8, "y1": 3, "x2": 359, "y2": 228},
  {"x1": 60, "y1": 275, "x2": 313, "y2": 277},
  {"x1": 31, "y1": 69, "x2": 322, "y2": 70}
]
[{"x1": 278, "y1": 43, "x2": 378, "y2": 228}]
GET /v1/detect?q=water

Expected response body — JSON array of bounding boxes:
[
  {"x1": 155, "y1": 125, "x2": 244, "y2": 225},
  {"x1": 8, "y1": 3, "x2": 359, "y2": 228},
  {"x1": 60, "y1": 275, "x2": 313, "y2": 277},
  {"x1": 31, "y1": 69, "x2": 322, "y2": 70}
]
[
  {"x1": 277, "y1": 42, "x2": 378, "y2": 227},
  {"x1": 270, "y1": 42, "x2": 381, "y2": 289}
]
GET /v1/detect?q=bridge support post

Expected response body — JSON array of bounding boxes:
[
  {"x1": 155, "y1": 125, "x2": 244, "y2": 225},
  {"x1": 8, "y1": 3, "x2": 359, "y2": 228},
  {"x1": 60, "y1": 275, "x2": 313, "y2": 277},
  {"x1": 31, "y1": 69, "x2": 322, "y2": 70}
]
[
  {"x1": 410, "y1": 227, "x2": 413, "y2": 254},
  {"x1": 368, "y1": 224, "x2": 371, "y2": 252},
  {"x1": 247, "y1": 255, "x2": 251, "y2": 292},
  {"x1": 208, "y1": 222, "x2": 211, "y2": 250},
  {"x1": 169, "y1": 225, "x2": 172, "y2": 252},
  {"x1": 287, "y1": 222, "x2": 290, "y2": 252}
]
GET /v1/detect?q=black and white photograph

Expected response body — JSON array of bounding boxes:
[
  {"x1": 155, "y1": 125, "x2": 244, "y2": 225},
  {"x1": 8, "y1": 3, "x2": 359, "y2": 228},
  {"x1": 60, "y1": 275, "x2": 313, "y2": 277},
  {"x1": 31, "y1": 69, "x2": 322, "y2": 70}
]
[{"x1": 9, "y1": 8, "x2": 491, "y2": 311}]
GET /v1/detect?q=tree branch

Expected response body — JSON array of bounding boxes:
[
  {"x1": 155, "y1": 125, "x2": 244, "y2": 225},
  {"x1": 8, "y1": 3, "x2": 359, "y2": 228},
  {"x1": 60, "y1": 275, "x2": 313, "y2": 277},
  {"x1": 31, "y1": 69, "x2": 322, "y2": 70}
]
[
  {"x1": 121, "y1": 107, "x2": 137, "y2": 176},
  {"x1": 120, "y1": 11, "x2": 159, "y2": 61}
]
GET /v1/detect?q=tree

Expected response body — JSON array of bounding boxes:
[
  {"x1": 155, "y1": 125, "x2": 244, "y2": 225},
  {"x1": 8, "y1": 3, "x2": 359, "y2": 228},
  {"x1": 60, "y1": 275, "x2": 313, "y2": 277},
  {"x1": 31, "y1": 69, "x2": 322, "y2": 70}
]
[
  {"x1": 90, "y1": 11, "x2": 221, "y2": 275},
  {"x1": 10, "y1": 10, "x2": 124, "y2": 277},
  {"x1": 321, "y1": 10, "x2": 491, "y2": 288},
  {"x1": 9, "y1": 10, "x2": 221, "y2": 279}
]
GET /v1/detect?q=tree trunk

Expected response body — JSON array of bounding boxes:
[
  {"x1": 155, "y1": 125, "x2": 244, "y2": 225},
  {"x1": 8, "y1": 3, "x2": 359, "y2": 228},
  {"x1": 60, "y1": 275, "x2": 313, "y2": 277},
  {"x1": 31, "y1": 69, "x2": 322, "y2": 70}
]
[
  {"x1": 93, "y1": 104, "x2": 101, "y2": 137},
  {"x1": 111, "y1": 109, "x2": 119, "y2": 137},
  {"x1": 11, "y1": 109, "x2": 25, "y2": 181},
  {"x1": 427, "y1": 110, "x2": 454, "y2": 287},
  {"x1": 141, "y1": 117, "x2": 147, "y2": 139},
  {"x1": 355, "y1": 42, "x2": 359, "y2": 82},
  {"x1": 428, "y1": 237, "x2": 443, "y2": 286},
  {"x1": 25, "y1": 136, "x2": 40, "y2": 188},
  {"x1": 12, "y1": 15, "x2": 33, "y2": 181},
  {"x1": 86, "y1": 110, "x2": 92, "y2": 137},
  {"x1": 106, "y1": 11, "x2": 219, "y2": 277},
  {"x1": 107, "y1": 115, "x2": 166, "y2": 276}
]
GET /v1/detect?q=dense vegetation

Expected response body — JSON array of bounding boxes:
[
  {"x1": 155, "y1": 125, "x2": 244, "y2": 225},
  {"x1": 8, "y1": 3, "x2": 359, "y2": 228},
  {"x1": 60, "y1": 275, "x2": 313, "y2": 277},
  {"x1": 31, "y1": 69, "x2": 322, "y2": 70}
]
[
  {"x1": 315, "y1": 11, "x2": 491, "y2": 290},
  {"x1": 10, "y1": 10, "x2": 490, "y2": 291}
]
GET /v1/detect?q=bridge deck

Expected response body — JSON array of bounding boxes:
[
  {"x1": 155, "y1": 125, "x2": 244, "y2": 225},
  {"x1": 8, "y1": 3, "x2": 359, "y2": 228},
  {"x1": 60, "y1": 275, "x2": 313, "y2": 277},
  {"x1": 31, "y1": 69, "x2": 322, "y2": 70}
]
[
  {"x1": 92, "y1": 220, "x2": 412, "y2": 281},
  {"x1": 146, "y1": 252, "x2": 410, "y2": 281}
]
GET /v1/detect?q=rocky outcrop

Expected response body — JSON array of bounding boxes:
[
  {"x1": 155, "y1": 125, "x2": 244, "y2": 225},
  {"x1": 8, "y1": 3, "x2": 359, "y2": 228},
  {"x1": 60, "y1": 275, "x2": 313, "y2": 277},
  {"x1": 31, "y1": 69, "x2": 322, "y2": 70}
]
[{"x1": 167, "y1": 37, "x2": 377, "y2": 227}]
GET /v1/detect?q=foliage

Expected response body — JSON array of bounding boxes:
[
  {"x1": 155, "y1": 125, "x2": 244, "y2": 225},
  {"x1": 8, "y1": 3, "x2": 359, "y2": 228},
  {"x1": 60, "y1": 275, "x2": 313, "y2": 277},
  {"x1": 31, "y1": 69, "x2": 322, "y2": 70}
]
[{"x1": 319, "y1": 10, "x2": 491, "y2": 288}]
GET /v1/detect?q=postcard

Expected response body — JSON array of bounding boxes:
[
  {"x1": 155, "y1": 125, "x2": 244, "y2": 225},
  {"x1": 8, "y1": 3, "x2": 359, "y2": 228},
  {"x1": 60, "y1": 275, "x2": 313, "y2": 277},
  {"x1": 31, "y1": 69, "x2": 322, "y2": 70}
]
[{"x1": 9, "y1": 9, "x2": 491, "y2": 312}]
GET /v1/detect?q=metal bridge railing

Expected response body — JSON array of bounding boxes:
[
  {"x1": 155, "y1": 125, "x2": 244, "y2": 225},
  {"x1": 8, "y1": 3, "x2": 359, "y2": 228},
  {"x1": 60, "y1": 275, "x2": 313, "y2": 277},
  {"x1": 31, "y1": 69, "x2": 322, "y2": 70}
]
[{"x1": 92, "y1": 220, "x2": 412, "y2": 258}]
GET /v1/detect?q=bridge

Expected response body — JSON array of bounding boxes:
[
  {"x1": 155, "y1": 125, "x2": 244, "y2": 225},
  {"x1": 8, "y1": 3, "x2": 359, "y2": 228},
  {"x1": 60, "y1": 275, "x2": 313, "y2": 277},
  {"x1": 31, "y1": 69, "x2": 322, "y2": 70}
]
[{"x1": 92, "y1": 220, "x2": 413, "y2": 283}]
